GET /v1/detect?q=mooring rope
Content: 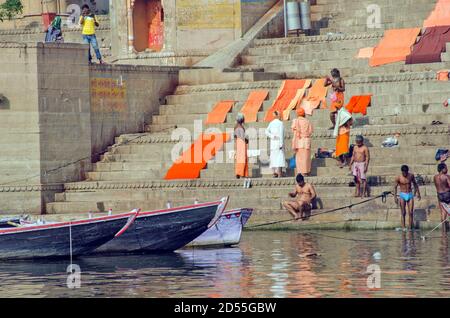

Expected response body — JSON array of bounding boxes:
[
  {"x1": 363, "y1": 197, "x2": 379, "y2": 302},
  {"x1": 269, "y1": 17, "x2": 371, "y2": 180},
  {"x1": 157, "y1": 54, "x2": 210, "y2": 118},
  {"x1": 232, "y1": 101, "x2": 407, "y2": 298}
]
[{"x1": 246, "y1": 191, "x2": 394, "y2": 229}]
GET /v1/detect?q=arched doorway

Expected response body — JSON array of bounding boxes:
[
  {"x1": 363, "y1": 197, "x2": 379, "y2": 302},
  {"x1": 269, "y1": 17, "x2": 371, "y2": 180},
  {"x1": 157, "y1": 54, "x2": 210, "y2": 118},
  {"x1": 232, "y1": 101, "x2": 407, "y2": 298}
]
[{"x1": 133, "y1": 0, "x2": 164, "y2": 52}]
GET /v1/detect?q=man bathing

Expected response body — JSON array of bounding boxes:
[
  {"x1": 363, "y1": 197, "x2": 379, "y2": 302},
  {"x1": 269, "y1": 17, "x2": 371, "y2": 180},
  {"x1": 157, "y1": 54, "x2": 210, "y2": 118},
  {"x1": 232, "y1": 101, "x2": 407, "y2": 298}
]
[
  {"x1": 283, "y1": 174, "x2": 317, "y2": 220},
  {"x1": 394, "y1": 165, "x2": 421, "y2": 230},
  {"x1": 434, "y1": 163, "x2": 450, "y2": 228},
  {"x1": 349, "y1": 135, "x2": 370, "y2": 197}
]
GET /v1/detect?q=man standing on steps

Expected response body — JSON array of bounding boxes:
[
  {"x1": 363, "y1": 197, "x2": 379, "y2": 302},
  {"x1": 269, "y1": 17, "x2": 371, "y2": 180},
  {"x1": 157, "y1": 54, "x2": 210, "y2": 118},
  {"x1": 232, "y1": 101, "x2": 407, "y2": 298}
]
[
  {"x1": 79, "y1": 4, "x2": 104, "y2": 64},
  {"x1": 349, "y1": 135, "x2": 370, "y2": 197},
  {"x1": 283, "y1": 174, "x2": 316, "y2": 221},
  {"x1": 265, "y1": 111, "x2": 285, "y2": 178},
  {"x1": 434, "y1": 163, "x2": 450, "y2": 231},
  {"x1": 394, "y1": 165, "x2": 422, "y2": 231}
]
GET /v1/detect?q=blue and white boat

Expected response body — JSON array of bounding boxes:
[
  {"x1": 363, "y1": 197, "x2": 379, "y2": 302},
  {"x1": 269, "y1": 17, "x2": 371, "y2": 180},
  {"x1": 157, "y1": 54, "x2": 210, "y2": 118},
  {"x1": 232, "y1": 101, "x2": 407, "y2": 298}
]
[{"x1": 186, "y1": 208, "x2": 253, "y2": 248}]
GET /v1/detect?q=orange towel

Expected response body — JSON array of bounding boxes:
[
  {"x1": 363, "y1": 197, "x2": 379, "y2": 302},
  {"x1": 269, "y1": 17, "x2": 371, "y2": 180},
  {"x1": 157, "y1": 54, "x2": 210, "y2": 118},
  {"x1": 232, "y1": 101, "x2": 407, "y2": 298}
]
[
  {"x1": 205, "y1": 101, "x2": 235, "y2": 124},
  {"x1": 164, "y1": 133, "x2": 230, "y2": 180},
  {"x1": 345, "y1": 95, "x2": 372, "y2": 116},
  {"x1": 282, "y1": 87, "x2": 308, "y2": 121},
  {"x1": 240, "y1": 90, "x2": 269, "y2": 123},
  {"x1": 264, "y1": 80, "x2": 307, "y2": 122},
  {"x1": 369, "y1": 28, "x2": 421, "y2": 67},
  {"x1": 437, "y1": 70, "x2": 449, "y2": 81},
  {"x1": 424, "y1": 0, "x2": 450, "y2": 28},
  {"x1": 356, "y1": 47, "x2": 374, "y2": 59},
  {"x1": 300, "y1": 78, "x2": 329, "y2": 116}
]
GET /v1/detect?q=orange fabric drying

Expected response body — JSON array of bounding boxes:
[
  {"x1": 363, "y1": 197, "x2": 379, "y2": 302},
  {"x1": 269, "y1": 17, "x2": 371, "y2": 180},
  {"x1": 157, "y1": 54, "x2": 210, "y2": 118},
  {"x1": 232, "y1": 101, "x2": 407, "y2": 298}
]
[
  {"x1": 437, "y1": 70, "x2": 449, "y2": 81},
  {"x1": 205, "y1": 101, "x2": 235, "y2": 124},
  {"x1": 300, "y1": 78, "x2": 329, "y2": 115},
  {"x1": 424, "y1": 0, "x2": 450, "y2": 28},
  {"x1": 369, "y1": 28, "x2": 421, "y2": 67},
  {"x1": 356, "y1": 47, "x2": 374, "y2": 59},
  {"x1": 164, "y1": 133, "x2": 230, "y2": 180},
  {"x1": 264, "y1": 80, "x2": 308, "y2": 122},
  {"x1": 240, "y1": 90, "x2": 269, "y2": 123},
  {"x1": 282, "y1": 87, "x2": 307, "y2": 121},
  {"x1": 345, "y1": 95, "x2": 372, "y2": 116}
]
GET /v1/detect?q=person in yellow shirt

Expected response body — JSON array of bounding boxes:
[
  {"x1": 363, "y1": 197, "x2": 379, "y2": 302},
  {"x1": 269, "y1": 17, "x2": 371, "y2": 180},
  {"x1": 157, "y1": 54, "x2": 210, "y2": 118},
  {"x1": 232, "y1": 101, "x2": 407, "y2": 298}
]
[{"x1": 79, "y1": 4, "x2": 103, "y2": 64}]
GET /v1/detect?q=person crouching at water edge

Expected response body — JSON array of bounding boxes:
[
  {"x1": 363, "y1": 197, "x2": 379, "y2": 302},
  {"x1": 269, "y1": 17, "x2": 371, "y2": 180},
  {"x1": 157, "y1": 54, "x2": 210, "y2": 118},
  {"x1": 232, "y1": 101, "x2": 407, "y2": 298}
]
[
  {"x1": 394, "y1": 165, "x2": 421, "y2": 231},
  {"x1": 349, "y1": 135, "x2": 370, "y2": 197},
  {"x1": 265, "y1": 111, "x2": 286, "y2": 178},
  {"x1": 234, "y1": 113, "x2": 251, "y2": 188},
  {"x1": 434, "y1": 163, "x2": 450, "y2": 231},
  {"x1": 283, "y1": 174, "x2": 317, "y2": 221},
  {"x1": 334, "y1": 107, "x2": 353, "y2": 168},
  {"x1": 291, "y1": 107, "x2": 313, "y2": 176}
]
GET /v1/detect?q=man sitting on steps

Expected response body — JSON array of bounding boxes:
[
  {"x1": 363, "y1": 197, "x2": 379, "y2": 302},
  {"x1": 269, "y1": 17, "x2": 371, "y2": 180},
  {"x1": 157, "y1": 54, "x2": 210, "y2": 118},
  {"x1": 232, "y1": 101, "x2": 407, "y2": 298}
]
[{"x1": 283, "y1": 174, "x2": 317, "y2": 221}]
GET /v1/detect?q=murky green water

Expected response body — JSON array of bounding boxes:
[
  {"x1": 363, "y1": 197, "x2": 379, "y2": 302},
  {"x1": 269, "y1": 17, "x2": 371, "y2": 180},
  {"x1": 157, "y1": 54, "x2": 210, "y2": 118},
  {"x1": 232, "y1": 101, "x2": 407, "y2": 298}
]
[{"x1": 0, "y1": 230, "x2": 448, "y2": 298}]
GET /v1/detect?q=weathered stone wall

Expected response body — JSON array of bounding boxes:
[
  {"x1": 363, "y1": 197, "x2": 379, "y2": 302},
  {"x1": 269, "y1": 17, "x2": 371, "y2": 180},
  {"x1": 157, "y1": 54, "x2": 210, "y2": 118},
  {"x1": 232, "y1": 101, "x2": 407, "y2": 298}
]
[
  {"x1": 0, "y1": 43, "x2": 179, "y2": 214},
  {"x1": 0, "y1": 43, "x2": 42, "y2": 212},
  {"x1": 241, "y1": 0, "x2": 279, "y2": 35},
  {"x1": 89, "y1": 64, "x2": 178, "y2": 158}
]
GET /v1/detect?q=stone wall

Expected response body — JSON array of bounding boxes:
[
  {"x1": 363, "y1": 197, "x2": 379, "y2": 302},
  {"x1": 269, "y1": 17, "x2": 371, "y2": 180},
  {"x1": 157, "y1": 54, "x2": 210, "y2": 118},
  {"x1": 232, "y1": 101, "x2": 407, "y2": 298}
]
[
  {"x1": 0, "y1": 42, "x2": 179, "y2": 214},
  {"x1": 241, "y1": 0, "x2": 279, "y2": 34},
  {"x1": 89, "y1": 64, "x2": 178, "y2": 159}
]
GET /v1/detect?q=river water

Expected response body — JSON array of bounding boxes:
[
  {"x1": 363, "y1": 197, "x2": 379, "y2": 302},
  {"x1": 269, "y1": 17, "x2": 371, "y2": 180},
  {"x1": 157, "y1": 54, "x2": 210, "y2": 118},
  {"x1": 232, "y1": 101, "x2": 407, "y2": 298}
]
[{"x1": 0, "y1": 230, "x2": 448, "y2": 298}]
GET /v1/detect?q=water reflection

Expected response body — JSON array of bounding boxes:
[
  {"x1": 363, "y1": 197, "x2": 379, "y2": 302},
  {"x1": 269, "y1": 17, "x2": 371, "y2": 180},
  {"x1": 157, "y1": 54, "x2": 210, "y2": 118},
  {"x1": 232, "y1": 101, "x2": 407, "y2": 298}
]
[{"x1": 0, "y1": 231, "x2": 448, "y2": 297}]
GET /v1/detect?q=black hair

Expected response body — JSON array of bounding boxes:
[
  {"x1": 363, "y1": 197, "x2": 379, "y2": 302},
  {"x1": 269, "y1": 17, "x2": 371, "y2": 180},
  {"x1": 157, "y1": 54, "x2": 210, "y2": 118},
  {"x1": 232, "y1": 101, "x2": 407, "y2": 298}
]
[
  {"x1": 82, "y1": 4, "x2": 90, "y2": 10},
  {"x1": 355, "y1": 135, "x2": 364, "y2": 142},
  {"x1": 438, "y1": 163, "x2": 447, "y2": 173},
  {"x1": 401, "y1": 165, "x2": 409, "y2": 173},
  {"x1": 296, "y1": 174, "x2": 304, "y2": 184},
  {"x1": 331, "y1": 68, "x2": 340, "y2": 78}
]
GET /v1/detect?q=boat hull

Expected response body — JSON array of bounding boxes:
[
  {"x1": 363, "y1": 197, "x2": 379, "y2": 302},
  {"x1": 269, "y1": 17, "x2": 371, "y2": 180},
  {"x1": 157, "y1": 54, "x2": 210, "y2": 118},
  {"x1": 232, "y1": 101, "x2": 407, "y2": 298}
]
[
  {"x1": 94, "y1": 202, "x2": 223, "y2": 254},
  {"x1": 187, "y1": 208, "x2": 253, "y2": 248},
  {"x1": 0, "y1": 214, "x2": 133, "y2": 260}
]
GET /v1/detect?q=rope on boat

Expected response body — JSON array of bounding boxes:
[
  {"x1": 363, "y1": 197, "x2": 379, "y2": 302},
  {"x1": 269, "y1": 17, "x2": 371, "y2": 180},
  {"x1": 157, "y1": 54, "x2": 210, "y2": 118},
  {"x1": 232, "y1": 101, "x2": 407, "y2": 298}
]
[{"x1": 246, "y1": 191, "x2": 394, "y2": 229}]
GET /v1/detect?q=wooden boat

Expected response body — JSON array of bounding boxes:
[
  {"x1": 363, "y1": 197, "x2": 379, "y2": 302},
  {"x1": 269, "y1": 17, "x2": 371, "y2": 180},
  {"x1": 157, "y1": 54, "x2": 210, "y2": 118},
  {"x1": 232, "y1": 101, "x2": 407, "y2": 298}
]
[
  {"x1": 186, "y1": 208, "x2": 253, "y2": 248},
  {"x1": 0, "y1": 211, "x2": 138, "y2": 260},
  {"x1": 93, "y1": 197, "x2": 229, "y2": 254}
]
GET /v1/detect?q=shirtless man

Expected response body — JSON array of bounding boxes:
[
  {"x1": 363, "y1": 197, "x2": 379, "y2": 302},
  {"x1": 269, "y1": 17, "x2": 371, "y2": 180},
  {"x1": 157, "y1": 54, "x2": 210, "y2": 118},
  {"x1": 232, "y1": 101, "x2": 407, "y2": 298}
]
[
  {"x1": 283, "y1": 174, "x2": 317, "y2": 220},
  {"x1": 349, "y1": 135, "x2": 370, "y2": 197},
  {"x1": 325, "y1": 68, "x2": 346, "y2": 129},
  {"x1": 394, "y1": 165, "x2": 422, "y2": 230},
  {"x1": 434, "y1": 163, "x2": 450, "y2": 229}
]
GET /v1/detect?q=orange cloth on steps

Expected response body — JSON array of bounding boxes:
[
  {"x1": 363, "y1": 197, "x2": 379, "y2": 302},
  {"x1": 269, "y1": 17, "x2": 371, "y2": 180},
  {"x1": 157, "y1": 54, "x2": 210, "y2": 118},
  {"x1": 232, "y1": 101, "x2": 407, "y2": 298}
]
[
  {"x1": 369, "y1": 28, "x2": 421, "y2": 67},
  {"x1": 239, "y1": 90, "x2": 269, "y2": 123},
  {"x1": 300, "y1": 78, "x2": 329, "y2": 115},
  {"x1": 424, "y1": 0, "x2": 450, "y2": 28},
  {"x1": 356, "y1": 47, "x2": 374, "y2": 59},
  {"x1": 205, "y1": 101, "x2": 235, "y2": 124},
  {"x1": 235, "y1": 138, "x2": 249, "y2": 178},
  {"x1": 264, "y1": 80, "x2": 307, "y2": 122},
  {"x1": 164, "y1": 133, "x2": 230, "y2": 180},
  {"x1": 345, "y1": 95, "x2": 372, "y2": 116}
]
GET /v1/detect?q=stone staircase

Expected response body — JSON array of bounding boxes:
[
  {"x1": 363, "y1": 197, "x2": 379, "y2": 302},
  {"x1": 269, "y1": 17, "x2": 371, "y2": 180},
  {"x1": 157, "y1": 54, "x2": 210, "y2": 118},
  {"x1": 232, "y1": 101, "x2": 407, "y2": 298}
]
[
  {"x1": 310, "y1": 0, "x2": 436, "y2": 35},
  {"x1": 45, "y1": 1, "x2": 450, "y2": 229}
]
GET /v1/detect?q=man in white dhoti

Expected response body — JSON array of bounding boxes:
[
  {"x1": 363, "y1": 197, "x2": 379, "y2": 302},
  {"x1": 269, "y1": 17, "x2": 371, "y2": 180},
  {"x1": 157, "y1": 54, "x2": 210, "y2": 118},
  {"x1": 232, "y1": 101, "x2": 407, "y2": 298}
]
[{"x1": 265, "y1": 111, "x2": 286, "y2": 178}]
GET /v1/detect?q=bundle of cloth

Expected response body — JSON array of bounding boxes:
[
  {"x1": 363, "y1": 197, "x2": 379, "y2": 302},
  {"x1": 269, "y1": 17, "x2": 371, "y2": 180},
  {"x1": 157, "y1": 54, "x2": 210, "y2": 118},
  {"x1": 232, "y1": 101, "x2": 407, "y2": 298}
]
[
  {"x1": 406, "y1": 26, "x2": 450, "y2": 64},
  {"x1": 436, "y1": 149, "x2": 449, "y2": 162}
]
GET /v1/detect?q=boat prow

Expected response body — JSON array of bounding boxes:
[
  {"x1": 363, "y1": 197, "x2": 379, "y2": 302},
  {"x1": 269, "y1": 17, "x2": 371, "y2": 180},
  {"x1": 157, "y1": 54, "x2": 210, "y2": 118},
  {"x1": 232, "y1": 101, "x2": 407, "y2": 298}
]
[{"x1": 0, "y1": 210, "x2": 139, "y2": 260}]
